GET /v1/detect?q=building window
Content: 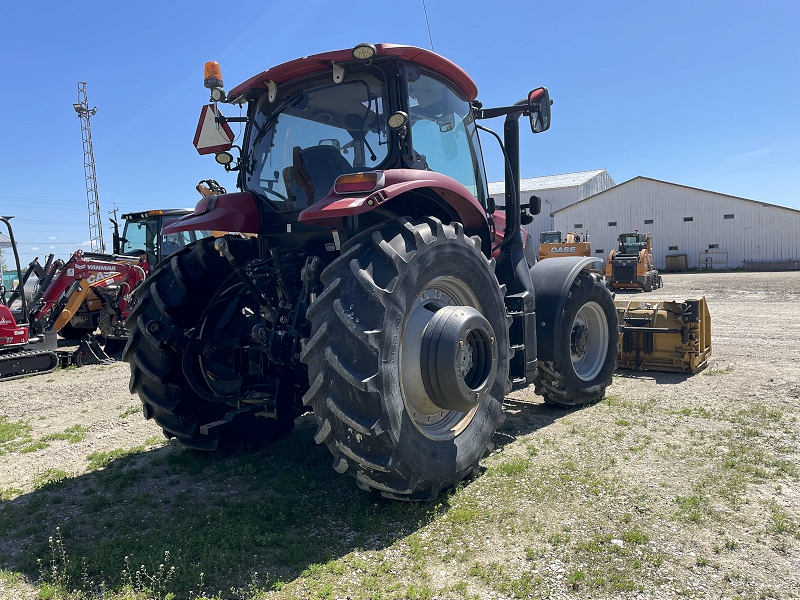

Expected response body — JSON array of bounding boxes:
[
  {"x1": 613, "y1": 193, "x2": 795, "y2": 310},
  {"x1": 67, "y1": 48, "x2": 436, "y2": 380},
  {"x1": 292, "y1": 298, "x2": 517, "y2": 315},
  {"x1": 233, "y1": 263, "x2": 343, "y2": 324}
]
[
  {"x1": 724, "y1": 214, "x2": 734, "y2": 219},
  {"x1": 644, "y1": 219, "x2": 654, "y2": 224},
  {"x1": 595, "y1": 249, "x2": 605, "y2": 254},
  {"x1": 574, "y1": 223, "x2": 583, "y2": 229},
  {"x1": 684, "y1": 217, "x2": 693, "y2": 222},
  {"x1": 608, "y1": 221, "x2": 617, "y2": 227},
  {"x1": 708, "y1": 244, "x2": 719, "y2": 249},
  {"x1": 669, "y1": 246, "x2": 679, "y2": 251}
]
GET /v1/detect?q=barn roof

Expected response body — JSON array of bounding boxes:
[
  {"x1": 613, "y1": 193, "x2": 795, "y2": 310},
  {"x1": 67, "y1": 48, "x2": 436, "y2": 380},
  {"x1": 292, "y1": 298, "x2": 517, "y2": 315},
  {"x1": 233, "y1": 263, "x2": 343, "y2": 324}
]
[
  {"x1": 552, "y1": 176, "x2": 800, "y2": 215},
  {"x1": 487, "y1": 169, "x2": 607, "y2": 196}
]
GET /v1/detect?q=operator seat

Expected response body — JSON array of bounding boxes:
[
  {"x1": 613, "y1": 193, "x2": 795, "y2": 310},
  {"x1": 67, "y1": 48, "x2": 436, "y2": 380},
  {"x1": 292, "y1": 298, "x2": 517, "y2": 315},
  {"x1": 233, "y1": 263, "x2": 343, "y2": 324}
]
[{"x1": 288, "y1": 145, "x2": 353, "y2": 209}]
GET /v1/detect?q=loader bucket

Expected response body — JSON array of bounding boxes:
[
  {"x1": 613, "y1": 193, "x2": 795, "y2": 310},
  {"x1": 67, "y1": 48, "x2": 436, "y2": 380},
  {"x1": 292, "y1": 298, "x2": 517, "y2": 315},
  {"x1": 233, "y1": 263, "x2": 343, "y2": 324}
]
[{"x1": 615, "y1": 298, "x2": 711, "y2": 374}]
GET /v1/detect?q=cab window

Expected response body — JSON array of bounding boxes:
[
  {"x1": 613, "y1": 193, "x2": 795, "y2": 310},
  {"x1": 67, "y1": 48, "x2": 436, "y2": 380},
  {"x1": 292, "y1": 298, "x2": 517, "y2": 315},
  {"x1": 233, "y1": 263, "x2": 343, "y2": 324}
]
[{"x1": 408, "y1": 72, "x2": 487, "y2": 204}]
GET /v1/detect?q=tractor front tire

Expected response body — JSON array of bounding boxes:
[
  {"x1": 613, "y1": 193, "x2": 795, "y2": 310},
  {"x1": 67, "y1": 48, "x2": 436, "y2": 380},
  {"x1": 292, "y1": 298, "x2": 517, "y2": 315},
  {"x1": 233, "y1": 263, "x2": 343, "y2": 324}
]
[
  {"x1": 534, "y1": 272, "x2": 617, "y2": 407},
  {"x1": 301, "y1": 217, "x2": 509, "y2": 500},
  {"x1": 123, "y1": 236, "x2": 295, "y2": 449}
]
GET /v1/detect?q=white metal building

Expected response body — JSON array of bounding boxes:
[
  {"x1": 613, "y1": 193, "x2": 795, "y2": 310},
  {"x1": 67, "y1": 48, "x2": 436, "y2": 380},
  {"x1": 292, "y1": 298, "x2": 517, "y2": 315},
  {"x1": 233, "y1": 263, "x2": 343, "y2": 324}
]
[
  {"x1": 488, "y1": 170, "x2": 615, "y2": 246},
  {"x1": 552, "y1": 176, "x2": 800, "y2": 270}
]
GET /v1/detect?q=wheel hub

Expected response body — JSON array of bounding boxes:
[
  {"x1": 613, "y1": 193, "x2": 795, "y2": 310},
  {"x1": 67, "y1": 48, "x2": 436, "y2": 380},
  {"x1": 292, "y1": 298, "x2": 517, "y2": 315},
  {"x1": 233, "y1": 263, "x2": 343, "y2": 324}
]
[
  {"x1": 571, "y1": 323, "x2": 590, "y2": 357},
  {"x1": 420, "y1": 305, "x2": 497, "y2": 412}
]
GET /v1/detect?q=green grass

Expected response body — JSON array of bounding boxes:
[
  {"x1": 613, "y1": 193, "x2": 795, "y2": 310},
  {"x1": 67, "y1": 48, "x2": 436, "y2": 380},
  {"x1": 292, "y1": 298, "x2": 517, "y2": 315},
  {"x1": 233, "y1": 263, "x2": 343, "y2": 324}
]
[
  {"x1": 702, "y1": 365, "x2": 734, "y2": 376},
  {"x1": 486, "y1": 457, "x2": 530, "y2": 477},
  {"x1": 119, "y1": 405, "x2": 141, "y2": 419},
  {"x1": 0, "y1": 381, "x2": 795, "y2": 600},
  {"x1": 86, "y1": 445, "x2": 146, "y2": 471},
  {"x1": 0, "y1": 415, "x2": 33, "y2": 454},
  {"x1": 42, "y1": 425, "x2": 89, "y2": 444},
  {"x1": 32, "y1": 469, "x2": 72, "y2": 491}
]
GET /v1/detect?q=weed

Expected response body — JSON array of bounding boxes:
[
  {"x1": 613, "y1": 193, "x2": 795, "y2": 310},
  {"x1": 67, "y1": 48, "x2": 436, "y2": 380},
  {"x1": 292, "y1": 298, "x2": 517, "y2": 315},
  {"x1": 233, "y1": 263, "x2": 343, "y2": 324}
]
[
  {"x1": 42, "y1": 425, "x2": 89, "y2": 444},
  {"x1": 702, "y1": 365, "x2": 733, "y2": 376},
  {"x1": 0, "y1": 486, "x2": 24, "y2": 501},
  {"x1": 448, "y1": 505, "x2": 479, "y2": 524},
  {"x1": 487, "y1": 457, "x2": 530, "y2": 477},
  {"x1": 33, "y1": 469, "x2": 71, "y2": 490},
  {"x1": 0, "y1": 415, "x2": 33, "y2": 454},
  {"x1": 621, "y1": 527, "x2": 650, "y2": 545},
  {"x1": 675, "y1": 495, "x2": 707, "y2": 523},
  {"x1": 567, "y1": 569, "x2": 586, "y2": 591},
  {"x1": 767, "y1": 501, "x2": 799, "y2": 537},
  {"x1": 119, "y1": 405, "x2": 141, "y2": 419},
  {"x1": 86, "y1": 445, "x2": 146, "y2": 471}
]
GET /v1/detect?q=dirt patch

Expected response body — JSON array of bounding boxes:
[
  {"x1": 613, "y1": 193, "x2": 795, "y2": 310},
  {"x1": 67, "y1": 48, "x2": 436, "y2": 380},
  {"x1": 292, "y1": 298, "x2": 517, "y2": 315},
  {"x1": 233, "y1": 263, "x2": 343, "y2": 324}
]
[{"x1": 1, "y1": 270, "x2": 798, "y2": 599}]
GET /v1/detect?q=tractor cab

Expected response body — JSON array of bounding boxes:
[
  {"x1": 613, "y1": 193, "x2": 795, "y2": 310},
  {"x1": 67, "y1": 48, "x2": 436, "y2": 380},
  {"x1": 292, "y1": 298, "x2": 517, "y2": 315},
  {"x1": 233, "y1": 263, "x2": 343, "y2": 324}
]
[
  {"x1": 617, "y1": 232, "x2": 650, "y2": 256},
  {"x1": 114, "y1": 209, "x2": 210, "y2": 265},
  {"x1": 540, "y1": 231, "x2": 562, "y2": 244}
]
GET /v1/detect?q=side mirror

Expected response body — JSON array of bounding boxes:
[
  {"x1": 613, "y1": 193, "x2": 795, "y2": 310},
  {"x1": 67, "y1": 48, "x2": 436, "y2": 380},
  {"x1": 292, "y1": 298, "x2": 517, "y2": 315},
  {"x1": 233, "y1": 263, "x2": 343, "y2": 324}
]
[
  {"x1": 487, "y1": 196, "x2": 496, "y2": 215},
  {"x1": 529, "y1": 195, "x2": 542, "y2": 215},
  {"x1": 528, "y1": 88, "x2": 551, "y2": 134}
]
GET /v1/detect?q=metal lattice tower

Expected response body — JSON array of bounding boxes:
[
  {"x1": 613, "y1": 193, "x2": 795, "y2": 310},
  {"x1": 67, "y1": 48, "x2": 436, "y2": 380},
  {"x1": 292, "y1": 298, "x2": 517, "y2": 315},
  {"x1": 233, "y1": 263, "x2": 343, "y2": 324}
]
[{"x1": 73, "y1": 82, "x2": 104, "y2": 253}]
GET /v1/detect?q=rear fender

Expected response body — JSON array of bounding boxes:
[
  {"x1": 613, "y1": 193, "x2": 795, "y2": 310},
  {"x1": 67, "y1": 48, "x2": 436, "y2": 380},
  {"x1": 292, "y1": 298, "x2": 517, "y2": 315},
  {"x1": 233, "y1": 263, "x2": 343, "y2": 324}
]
[
  {"x1": 161, "y1": 192, "x2": 259, "y2": 235},
  {"x1": 529, "y1": 256, "x2": 607, "y2": 363},
  {"x1": 298, "y1": 169, "x2": 489, "y2": 236}
]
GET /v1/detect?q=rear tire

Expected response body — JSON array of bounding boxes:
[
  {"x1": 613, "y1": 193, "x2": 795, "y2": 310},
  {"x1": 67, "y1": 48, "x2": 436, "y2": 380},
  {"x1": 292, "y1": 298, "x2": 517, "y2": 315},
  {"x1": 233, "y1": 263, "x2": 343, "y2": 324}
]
[
  {"x1": 301, "y1": 217, "x2": 509, "y2": 500},
  {"x1": 534, "y1": 272, "x2": 617, "y2": 407},
  {"x1": 123, "y1": 236, "x2": 296, "y2": 449}
]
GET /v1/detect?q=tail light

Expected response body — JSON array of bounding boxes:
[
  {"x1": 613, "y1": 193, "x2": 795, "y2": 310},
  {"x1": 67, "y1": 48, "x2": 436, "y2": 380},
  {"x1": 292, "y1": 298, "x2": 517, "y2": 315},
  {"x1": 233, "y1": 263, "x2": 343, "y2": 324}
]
[{"x1": 334, "y1": 172, "x2": 384, "y2": 195}]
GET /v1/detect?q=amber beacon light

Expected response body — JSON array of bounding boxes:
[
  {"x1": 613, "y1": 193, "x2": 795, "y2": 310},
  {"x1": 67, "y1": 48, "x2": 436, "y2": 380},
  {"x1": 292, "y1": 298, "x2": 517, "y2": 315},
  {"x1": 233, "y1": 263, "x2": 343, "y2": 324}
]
[{"x1": 204, "y1": 62, "x2": 224, "y2": 89}]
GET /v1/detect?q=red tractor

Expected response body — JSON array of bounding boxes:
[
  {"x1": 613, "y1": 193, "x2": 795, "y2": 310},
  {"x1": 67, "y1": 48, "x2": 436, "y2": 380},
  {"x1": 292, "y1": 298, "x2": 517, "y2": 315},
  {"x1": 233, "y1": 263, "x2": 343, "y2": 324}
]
[{"x1": 124, "y1": 44, "x2": 618, "y2": 499}]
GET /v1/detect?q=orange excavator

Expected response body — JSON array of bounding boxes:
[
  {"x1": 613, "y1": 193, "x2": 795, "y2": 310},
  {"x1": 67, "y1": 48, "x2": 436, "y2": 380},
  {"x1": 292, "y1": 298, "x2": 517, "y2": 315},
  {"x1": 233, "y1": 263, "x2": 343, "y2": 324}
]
[{"x1": 537, "y1": 231, "x2": 592, "y2": 261}]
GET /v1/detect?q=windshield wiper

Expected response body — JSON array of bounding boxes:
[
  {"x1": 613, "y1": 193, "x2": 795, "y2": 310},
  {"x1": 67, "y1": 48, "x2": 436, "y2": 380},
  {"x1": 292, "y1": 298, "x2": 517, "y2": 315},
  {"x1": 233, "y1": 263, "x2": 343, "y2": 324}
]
[{"x1": 247, "y1": 92, "x2": 304, "y2": 167}]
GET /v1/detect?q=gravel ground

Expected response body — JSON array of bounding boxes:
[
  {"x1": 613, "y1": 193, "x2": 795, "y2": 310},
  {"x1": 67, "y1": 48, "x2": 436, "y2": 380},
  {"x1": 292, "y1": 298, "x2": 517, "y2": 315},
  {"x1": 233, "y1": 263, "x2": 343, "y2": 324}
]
[{"x1": 1, "y1": 269, "x2": 798, "y2": 599}]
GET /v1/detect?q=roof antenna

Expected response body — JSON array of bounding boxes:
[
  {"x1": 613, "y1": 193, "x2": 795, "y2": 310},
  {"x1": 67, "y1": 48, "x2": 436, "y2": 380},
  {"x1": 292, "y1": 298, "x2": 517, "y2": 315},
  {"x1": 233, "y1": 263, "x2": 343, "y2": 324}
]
[{"x1": 422, "y1": 0, "x2": 435, "y2": 52}]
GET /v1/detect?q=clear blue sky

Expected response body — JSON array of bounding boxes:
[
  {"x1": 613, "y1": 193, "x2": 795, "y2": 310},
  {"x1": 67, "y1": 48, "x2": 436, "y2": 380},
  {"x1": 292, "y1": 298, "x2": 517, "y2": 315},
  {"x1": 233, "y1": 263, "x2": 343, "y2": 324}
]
[{"x1": 2, "y1": 0, "x2": 798, "y2": 269}]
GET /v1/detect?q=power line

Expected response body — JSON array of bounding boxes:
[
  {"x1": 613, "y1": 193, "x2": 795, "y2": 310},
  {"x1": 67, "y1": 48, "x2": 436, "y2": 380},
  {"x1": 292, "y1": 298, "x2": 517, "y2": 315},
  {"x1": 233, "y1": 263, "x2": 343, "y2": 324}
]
[{"x1": 422, "y1": 0, "x2": 435, "y2": 52}]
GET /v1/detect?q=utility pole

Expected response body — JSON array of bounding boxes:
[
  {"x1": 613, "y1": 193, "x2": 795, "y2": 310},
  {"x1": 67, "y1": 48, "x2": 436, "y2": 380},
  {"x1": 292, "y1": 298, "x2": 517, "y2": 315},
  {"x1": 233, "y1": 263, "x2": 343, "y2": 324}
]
[{"x1": 73, "y1": 82, "x2": 104, "y2": 253}]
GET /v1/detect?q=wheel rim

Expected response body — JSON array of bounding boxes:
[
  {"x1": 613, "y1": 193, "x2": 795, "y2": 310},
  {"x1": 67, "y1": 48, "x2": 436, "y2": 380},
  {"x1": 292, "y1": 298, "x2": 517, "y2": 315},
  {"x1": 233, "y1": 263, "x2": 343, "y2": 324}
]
[
  {"x1": 399, "y1": 276, "x2": 484, "y2": 441},
  {"x1": 570, "y1": 301, "x2": 609, "y2": 381},
  {"x1": 197, "y1": 284, "x2": 258, "y2": 397}
]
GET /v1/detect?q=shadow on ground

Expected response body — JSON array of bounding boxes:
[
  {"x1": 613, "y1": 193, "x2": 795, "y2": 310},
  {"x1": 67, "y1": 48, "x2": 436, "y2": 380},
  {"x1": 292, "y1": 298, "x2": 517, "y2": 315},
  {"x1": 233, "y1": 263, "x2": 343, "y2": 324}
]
[{"x1": 0, "y1": 389, "x2": 573, "y2": 598}]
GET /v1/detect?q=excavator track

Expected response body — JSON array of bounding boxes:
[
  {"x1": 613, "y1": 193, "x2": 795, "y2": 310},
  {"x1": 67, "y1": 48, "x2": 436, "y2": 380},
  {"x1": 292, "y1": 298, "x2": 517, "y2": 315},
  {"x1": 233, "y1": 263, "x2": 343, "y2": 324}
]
[{"x1": 0, "y1": 348, "x2": 60, "y2": 381}]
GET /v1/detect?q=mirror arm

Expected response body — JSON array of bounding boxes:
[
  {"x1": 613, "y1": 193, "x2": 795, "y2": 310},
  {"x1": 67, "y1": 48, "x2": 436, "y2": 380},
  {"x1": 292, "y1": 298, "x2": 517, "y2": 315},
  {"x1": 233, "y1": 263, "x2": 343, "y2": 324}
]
[
  {"x1": 475, "y1": 104, "x2": 529, "y2": 120},
  {"x1": 495, "y1": 100, "x2": 527, "y2": 251},
  {"x1": 215, "y1": 116, "x2": 248, "y2": 123}
]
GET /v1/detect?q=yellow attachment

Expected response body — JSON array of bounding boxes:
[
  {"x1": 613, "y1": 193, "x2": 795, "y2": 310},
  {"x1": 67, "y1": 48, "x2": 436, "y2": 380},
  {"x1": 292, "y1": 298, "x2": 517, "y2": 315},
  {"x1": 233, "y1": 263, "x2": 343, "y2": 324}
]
[
  {"x1": 615, "y1": 297, "x2": 711, "y2": 374},
  {"x1": 54, "y1": 280, "x2": 92, "y2": 331}
]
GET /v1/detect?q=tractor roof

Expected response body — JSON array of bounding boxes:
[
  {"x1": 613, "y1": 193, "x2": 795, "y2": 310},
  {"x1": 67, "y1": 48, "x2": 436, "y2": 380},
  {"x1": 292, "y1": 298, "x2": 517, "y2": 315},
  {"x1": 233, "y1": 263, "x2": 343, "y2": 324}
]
[{"x1": 228, "y1": 44, "x2": 479, "y2": 103}]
